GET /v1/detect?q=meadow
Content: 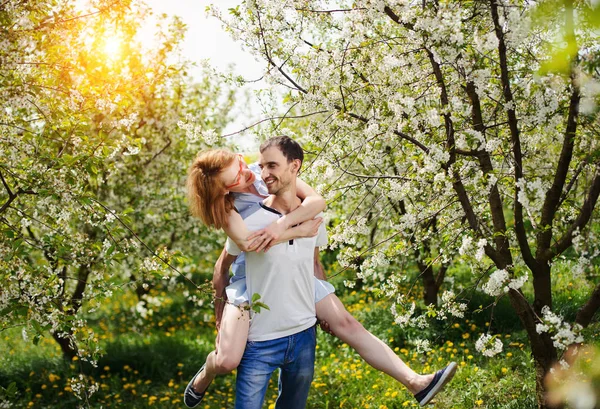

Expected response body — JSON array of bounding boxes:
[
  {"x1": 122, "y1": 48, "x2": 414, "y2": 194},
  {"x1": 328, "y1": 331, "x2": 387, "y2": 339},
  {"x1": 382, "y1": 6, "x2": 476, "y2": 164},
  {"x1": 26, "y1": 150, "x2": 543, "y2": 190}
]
[{"x1": 1, "y1": 265, "x2": 598, "y2": 409}]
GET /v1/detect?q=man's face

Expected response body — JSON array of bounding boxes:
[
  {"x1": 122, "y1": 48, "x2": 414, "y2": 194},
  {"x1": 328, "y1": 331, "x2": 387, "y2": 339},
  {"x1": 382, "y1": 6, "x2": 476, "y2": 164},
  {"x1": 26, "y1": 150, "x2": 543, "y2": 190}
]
[{"x1": 259, "y1": 146, "x2": 298, "y2": 195}]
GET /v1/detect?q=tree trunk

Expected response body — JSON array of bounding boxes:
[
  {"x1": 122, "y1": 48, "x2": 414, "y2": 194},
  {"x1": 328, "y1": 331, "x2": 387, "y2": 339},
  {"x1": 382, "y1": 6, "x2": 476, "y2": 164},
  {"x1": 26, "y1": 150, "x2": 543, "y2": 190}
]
[
  {"x1": 418, "y1": 260, "x2": 446, "y2": 307},
  {"x1": 507, "y1": 288, "x2": 558, "y2": 409},
  {"x1": 422, "y1": 265, "x2": 439, "y2": 307},
  {"x1": 52, "y1": 331, "x2": 78, "y2": 360},
  {"x1": 50, "y1": 264, "x2": 90, "y2": 360}
]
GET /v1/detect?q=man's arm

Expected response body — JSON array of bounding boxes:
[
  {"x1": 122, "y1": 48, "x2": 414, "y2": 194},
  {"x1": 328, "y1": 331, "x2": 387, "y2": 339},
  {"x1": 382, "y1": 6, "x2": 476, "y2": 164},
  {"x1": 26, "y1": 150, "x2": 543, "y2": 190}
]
[{"x1": 213, "y1": 248, "x2": 238, "y2": 330}]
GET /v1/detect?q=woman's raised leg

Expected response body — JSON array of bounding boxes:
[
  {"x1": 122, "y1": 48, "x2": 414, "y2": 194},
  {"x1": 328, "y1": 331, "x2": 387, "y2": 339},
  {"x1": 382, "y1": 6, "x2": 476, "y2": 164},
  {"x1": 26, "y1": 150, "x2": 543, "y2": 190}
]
[
  {"x1": 315, "y1": 294, "x2": 433, "y2": 395},
  {"x1": 192, "y1": 302, "x2": 250, "y2": 393}
]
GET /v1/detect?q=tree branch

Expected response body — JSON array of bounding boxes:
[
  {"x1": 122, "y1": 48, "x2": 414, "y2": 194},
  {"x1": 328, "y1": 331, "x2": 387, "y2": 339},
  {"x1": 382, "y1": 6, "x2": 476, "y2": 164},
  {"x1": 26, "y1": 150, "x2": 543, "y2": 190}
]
[
  {"x1": 341, "y1": 108, "x2": 430, "y2": 154},
  {"x1": 538, "y1": 45, "x2": 580, "y2": 253},
  {"x1": 383, "y1": 6, "x2": 415, "y2": 30},
  {"x1": 466, "y1": 81, "x2": 527, "y2": 267},
  {"x1": 256, "y1": 7, "x2": 307, "y2": 94},
  {"x1": 546, "y1": 168, "x2": 600, "y2": 259},
  {"x1": 576, "y1": 283, "x2": 600, "y2": 327},
  {"x1": 490, "y1": 0, "x2": 526, "y2": 266}
]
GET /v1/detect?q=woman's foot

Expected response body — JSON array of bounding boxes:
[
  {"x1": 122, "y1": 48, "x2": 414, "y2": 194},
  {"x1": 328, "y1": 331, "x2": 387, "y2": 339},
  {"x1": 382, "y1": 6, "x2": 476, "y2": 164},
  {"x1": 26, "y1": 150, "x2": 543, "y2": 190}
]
[
  {"x1": 184, "y1": 364, "x2": 213, "y2": 408},
  {"x1": 192, "y1": 365, "x2": 214, "y2": 394},
  {"x1": 407, "y1": 373, "x2": 435, "y2": 395},
  {"x1": 413, "y1": 362, "x2": 458, "y2": 406}
]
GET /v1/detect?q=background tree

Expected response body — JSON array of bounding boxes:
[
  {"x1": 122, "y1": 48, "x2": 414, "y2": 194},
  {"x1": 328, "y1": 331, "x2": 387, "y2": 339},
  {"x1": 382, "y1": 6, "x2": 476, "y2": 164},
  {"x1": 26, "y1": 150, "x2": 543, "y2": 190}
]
[
  {"x1": 214, "y1": 1, "x2": 600, "y2": 407},
  {"x1": 0, "y1": 0, "x2": 233, "y2": 386}
]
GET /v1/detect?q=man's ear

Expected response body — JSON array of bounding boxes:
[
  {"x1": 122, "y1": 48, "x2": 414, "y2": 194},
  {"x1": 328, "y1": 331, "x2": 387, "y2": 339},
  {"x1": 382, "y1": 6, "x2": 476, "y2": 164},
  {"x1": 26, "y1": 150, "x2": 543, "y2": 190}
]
[{"x1": 291, "y1": 159, "x2": 301, "y2": 174}]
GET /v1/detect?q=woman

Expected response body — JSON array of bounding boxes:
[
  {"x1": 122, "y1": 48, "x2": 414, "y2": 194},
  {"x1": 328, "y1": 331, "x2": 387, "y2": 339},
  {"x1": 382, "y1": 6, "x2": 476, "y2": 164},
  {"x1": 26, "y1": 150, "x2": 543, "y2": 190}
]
[{"x1": 184, "y1": 147, "x2": 456, "y2": 408}]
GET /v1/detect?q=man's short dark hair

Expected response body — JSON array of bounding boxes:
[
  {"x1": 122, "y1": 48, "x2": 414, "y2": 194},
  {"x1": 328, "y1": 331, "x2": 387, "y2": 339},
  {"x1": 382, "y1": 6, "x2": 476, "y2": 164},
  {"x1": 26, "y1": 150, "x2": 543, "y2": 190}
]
[{"x1": 259, "y1": 136, "x2": 304, "y2": 169}]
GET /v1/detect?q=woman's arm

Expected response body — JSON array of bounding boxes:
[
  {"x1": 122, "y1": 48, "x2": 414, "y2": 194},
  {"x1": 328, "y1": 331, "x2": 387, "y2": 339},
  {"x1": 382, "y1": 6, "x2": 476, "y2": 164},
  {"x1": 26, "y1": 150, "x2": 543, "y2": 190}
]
[
  {"x1": 248, "y1": 178, "x2": 326, "y2": 248},
  {"x1": 223, "y1": 208, "x2": 323, "y2": 253},
  {"x1": 279, "y1": 178, "x2": 326, "y2": 228}
]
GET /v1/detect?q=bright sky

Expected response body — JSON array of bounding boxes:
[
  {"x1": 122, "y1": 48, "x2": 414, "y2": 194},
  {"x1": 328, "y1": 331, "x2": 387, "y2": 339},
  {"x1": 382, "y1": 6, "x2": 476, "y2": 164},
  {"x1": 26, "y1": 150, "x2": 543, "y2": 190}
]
[{"x1": 144, "y1": 0, "x2": 265, "y2": 150}]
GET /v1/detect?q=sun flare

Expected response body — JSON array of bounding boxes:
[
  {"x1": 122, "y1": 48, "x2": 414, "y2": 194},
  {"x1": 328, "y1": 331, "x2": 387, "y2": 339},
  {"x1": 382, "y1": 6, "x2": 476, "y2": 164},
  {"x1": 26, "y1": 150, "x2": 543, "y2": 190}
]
[{"x1": 103, "y1": 35, "x2": 122, "y2": 59}]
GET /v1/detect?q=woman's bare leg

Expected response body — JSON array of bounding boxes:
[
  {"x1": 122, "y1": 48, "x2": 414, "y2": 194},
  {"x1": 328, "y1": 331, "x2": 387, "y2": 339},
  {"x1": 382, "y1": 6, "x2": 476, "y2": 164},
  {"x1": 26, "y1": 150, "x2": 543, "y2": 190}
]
[
  {"x1": 316, "y1": 294, "x2": 433, "y2": 394},
  {"x1": 192, "y1": 302, "x2": 250, "y2": 393}
]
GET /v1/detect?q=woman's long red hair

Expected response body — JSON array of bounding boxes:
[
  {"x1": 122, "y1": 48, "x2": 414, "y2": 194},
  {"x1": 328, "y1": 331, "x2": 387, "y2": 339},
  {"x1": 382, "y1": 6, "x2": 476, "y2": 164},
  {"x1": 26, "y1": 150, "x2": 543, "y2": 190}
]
[{"x1": 187, "y1": 149, "x2": 237, "y2": 229}]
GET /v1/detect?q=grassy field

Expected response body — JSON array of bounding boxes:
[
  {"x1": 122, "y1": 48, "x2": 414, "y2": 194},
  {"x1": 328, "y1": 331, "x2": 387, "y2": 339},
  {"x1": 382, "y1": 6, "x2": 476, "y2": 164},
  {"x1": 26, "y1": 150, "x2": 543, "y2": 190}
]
[{"x1": 1, "y1": 272, "x2": 598, "y2": 409}]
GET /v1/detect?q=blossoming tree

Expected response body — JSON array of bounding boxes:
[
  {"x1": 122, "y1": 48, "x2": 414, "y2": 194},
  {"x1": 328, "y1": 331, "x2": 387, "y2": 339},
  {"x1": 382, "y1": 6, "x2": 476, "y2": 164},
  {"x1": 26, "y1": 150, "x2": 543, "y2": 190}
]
[
  {"x1": 214, "y1": 0, "x2": 600, "y2": 406},
  {"x1": 1, "y1": 0, "x2": 233, "y2": 395}
]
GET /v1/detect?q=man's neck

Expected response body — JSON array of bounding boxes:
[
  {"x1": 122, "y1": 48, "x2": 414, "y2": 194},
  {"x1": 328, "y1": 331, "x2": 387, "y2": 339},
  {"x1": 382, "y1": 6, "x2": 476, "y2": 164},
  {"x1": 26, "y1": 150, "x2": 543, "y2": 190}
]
[{"x1": 264, "y1": 187, "x2": 300, "y2": 215}]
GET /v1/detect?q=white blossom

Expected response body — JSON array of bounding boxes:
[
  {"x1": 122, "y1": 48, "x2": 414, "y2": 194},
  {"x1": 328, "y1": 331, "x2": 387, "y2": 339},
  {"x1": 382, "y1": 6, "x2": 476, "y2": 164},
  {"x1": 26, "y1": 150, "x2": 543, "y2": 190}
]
[{"x1": 475, "y1": 334, "x2": 503, "y2": 357}]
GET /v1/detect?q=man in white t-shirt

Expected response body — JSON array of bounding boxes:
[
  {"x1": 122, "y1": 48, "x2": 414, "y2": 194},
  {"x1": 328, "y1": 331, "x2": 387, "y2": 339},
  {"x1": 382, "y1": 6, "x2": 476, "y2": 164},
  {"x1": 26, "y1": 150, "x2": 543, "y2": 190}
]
[{"x1": 226, "y1": 136, "x2": 325, "y2": 409}]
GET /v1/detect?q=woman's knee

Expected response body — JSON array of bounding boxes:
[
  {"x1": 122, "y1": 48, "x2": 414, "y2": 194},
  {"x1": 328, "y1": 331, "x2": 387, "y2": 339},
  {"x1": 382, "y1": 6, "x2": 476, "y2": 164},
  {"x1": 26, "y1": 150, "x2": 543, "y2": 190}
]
[
  {"x1": 330, "y1": 312, "x2": 364, "y2": 334},
  {"x1": 214, "y1": 352, "x2": 242, "y2": 373}
]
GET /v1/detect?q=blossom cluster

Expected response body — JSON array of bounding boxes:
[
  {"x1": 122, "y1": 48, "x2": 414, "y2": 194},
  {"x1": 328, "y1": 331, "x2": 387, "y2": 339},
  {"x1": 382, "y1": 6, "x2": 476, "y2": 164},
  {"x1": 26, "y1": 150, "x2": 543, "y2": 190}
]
[{"x1": 536, "y1": 306, "x2": 584, "y2": 351}]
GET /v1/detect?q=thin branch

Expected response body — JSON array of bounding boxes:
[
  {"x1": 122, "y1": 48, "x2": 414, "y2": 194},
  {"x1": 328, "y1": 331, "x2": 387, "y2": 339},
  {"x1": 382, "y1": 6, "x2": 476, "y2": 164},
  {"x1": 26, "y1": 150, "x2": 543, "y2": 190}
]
[
  {"x1": 558, "y1": 159, "x2": 587, "y2": 208},
  {"x1": 576, "y1": 283, "x2": 600, "y2": 327},
  {"x1": 342, "y1": 109, "x2": 430, "y2": 154},
  {"x1": 88, "y1": 198, "x2": 207, "y2": 294},
  {"x1": 256, "y1": 6, "x2": 307, "y2": 94},
  {"x1": 0, "y1": 170, "x2": 14, "y2": 197},
  {"x1": 547, "y1": 168, "x2": 600, "y2": 260},
  {"x1": 219, "y1": 110, "x2": 329, "y2": 138},
  {"x1": 143, "y1": 137, "x2": 172, "y2": 166},
  {"x1": 295, "y1": 8, "x2": 366, "y2": 13}
]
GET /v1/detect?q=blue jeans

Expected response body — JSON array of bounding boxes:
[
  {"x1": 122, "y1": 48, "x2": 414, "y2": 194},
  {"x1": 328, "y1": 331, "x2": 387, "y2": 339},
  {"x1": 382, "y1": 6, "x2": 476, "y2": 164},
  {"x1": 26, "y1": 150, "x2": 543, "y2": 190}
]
[{"x1": 235, "y1": 326, "x2": 316, "y2": 409}]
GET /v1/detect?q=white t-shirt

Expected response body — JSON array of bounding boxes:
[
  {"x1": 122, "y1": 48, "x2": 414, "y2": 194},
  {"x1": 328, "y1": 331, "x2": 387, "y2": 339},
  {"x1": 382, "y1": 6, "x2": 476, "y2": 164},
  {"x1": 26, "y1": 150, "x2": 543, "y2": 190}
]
[{"x1": 226, "y1": 202, "x2": 327, "y2": 341}]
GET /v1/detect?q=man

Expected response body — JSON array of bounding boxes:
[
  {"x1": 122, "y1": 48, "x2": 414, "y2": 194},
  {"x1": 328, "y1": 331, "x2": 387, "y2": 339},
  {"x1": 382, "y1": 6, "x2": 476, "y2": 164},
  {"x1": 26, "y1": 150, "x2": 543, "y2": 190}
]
[
  {"x1": 183, "y1": 136, "x2": 327, "y2": 409},
  {"x1": 226, "y1": 136, "x2": 325, "y2": 409}
]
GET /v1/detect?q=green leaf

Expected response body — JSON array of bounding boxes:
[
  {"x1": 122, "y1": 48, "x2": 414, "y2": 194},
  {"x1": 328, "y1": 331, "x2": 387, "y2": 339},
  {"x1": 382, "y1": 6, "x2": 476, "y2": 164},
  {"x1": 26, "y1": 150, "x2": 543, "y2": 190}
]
[
  {"x1": 31, "y1": 319, "x2": 45, "y2": 336},
  {"x1": 251, "y1": 293, "x2": 262, "y2": 303},
  {"x1": 0, "y1": 305, "x2": 16, "y2": 317},
  {"x1": 251, "y1": 302, "x2": 270, "y2": 314}
]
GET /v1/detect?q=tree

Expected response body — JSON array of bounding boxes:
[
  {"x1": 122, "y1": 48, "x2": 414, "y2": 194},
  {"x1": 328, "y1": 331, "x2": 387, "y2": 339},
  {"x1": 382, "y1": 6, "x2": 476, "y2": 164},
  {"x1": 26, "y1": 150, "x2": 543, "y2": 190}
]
[
  {"x1": 1, "y1": 0, "x2": 233, "y2": 398},
  {"x1": 214, "y1": 1, "x2": 600, "y2": 407}
]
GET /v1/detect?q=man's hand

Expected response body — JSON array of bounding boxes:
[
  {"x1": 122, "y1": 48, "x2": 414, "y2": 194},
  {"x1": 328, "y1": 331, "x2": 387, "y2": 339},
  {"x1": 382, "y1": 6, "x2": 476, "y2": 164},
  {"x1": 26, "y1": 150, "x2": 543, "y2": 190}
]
[
  {"x1": 213, "y1": 291, "x2": 228, "y2": 331},
  {"x1": 319, "y1": 319, "x2": 334, "y2": 336},
  {"x1": 212, "y1": 249, "x2": 238, "y2": 330},
  {"x1": 213, "y1": 265, "x2": 230, "y2": 330}
]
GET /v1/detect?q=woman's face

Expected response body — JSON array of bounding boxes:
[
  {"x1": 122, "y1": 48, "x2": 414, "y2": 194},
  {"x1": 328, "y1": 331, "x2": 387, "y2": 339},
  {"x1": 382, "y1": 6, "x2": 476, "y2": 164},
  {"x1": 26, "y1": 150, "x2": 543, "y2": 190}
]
[{"x1": 219, "y1": 154, "x2": 256, "y2": 193}]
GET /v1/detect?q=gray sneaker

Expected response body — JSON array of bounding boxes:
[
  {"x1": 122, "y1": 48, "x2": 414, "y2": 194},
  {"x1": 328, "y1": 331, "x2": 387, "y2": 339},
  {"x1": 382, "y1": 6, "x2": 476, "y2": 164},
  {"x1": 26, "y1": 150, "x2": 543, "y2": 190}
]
[{"x1": 184, "y1": 364, "x2": 210, "y2": 408}]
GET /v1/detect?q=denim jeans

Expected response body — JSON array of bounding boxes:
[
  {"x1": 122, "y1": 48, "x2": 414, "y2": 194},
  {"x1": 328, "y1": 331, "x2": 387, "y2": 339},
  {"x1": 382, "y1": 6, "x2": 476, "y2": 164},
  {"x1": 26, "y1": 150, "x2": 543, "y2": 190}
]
[{"x1": 235, "y1": 326, "x2": 316, "y2": 409}]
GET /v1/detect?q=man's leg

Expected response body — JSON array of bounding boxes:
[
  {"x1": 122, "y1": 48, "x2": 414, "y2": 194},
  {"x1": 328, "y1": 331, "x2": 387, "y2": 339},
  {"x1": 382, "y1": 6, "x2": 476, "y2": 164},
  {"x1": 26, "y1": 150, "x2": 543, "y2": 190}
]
[
  {"x1": 235, "y1": 337, "x2": 286, "y2": 409},
  {"x1": 275, "y1": 326, "x2": 316, "y2": 409}
]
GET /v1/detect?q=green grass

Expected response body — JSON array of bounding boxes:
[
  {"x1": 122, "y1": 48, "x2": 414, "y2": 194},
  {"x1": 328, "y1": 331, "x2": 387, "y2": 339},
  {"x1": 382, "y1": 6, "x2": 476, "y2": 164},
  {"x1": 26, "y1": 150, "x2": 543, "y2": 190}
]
[{"x1": 1, "y1": 271, "x2": 598, "y2": 408}]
